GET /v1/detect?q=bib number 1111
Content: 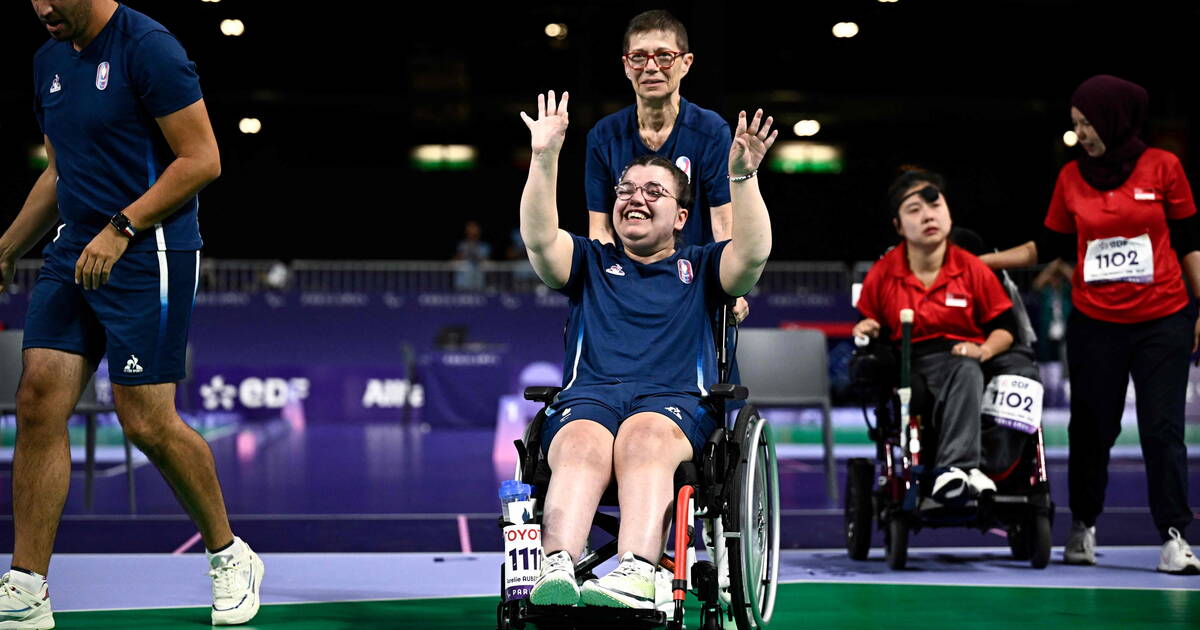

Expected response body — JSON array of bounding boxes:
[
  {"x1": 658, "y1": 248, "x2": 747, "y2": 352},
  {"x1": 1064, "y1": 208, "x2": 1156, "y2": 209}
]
[{"x1": 509, "y1": 547, "x2": 542, "y2": 572}]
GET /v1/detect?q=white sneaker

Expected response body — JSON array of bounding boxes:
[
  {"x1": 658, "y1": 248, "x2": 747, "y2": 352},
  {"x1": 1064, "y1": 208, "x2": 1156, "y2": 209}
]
[
  {"x1": 967, "y1": 468, "x2": 996, "y2": 496},
  {"x1": 580, "y1": 552, "x2": 655, "y2": 609},
  {"x1": 209, "y1": 537, "x2": 265, "y2": 625},
  {"x1": 1157, "y1": 527, "x2": 1200, "y2": 575},
  {"x1": 0, "y1": 572, "x2": 53, "y2": 630},
  {"x1": 529, "y1": 550, "x2": 579, "y2": 606},
  {"x1": 931, "y1": 468, "x2": 969, "y2": 503},
  {"x1": 1064, "y1": 521, "x2": 1097, "y2": 565}
]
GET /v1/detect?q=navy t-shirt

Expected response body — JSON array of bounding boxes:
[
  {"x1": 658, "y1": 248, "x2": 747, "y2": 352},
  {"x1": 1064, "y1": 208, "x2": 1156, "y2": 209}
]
[
  {"x1": 585, "y1": 99, "x2": 732, "y2": 248},
  {"x1": 555, "y1": 234, "x2": 732, "y2": 395},
  {"x1": 33, "y1": 5, "x2": 204, "y2": 253}
]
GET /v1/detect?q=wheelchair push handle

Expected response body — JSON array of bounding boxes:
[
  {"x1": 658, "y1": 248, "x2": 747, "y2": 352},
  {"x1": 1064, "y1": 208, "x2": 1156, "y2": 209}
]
[{"x1": 899, "y1": 308, "x2": 913, "y2": 389}]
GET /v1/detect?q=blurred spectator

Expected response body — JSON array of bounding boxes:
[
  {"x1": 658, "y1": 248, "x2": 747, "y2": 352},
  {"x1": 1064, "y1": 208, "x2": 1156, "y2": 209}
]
[
  {"x1": 1032, "y1": 260, "x2": 1072, "y2": 365},
  {"x1": 453, "y1": 220, "x2": 491, "y2": 291}
]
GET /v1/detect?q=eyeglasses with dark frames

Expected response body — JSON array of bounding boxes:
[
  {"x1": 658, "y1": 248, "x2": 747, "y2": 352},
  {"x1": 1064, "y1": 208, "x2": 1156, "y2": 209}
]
[
  {"x1": 614, "y1": 181, "x2": 675, "y2": 202},
  {"x1": 622, "y1": 50, "x2": 686, "y2": 70}
]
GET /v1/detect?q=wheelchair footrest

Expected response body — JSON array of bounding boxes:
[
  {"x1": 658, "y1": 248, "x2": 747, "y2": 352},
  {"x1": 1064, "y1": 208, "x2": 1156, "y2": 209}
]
[{"x1": 503, "y1": 599, "x2": 671, "y2": 629}]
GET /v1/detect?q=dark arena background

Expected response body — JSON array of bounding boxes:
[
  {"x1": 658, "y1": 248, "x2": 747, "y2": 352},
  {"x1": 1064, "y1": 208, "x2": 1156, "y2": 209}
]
[{"x1": 0, "y1": 1, "x2": 1197, "y2": 628}]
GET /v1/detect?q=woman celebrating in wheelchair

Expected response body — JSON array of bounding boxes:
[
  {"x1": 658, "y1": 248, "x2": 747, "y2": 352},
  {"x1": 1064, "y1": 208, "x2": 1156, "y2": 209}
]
[
  {"x1": 853, "y1": 169, "x2": 1022, "y2": 504},
  {"x1": 517, "y1": 90, "x2": 776, "y2": 609}
]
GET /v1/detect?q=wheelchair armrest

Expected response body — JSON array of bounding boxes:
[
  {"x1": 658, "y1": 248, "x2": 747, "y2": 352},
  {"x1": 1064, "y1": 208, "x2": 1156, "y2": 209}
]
[
  {"x1": 523, "y1": 386, "x2": 562, "y2": 403},
  {"x1": 708, "y1": 383, "x2": 748, "y2": 401}
]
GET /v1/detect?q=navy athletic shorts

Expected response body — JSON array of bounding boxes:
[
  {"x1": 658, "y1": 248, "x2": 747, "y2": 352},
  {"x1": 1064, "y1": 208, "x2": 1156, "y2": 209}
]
[
  {"x1": 541, "y1": 383, "x2": 720, "y2": 457},
  {"x1": 23, "y1": 241, "x2": 199, "y2": 386}
]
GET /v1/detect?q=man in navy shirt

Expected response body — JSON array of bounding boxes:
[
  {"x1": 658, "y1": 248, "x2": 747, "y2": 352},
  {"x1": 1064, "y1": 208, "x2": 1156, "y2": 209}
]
[
  {"x1": 586, "y1": 10, "x2": 750, "y2": 322},
  {"x1": 0, "y1": 2, "x2": 262, "y2": 626},
  {"x1": 519, "y1": 90, "x2": 776, "y2": 609}
]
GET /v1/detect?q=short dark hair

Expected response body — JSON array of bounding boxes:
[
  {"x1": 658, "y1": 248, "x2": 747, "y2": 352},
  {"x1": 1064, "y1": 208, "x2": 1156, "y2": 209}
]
[
  {"x1": 886, "y1": 167, "x2": 947, "y2": 218},
  {"x1": 618, "y1": 154, "x2": 694, "y2": 210},
  {"x1": 623, "y1": 10, "x2": 689, "y2": 53}
]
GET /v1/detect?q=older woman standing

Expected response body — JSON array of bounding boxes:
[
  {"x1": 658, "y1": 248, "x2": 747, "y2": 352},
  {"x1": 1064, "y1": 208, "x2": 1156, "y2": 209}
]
[{"x1": 983, "y1": 75, "x2": 1200, "y2": 574}]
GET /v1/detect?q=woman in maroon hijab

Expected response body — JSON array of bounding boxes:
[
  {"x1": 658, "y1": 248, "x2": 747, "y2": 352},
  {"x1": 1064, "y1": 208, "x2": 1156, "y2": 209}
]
[{"x1": 984, "y1": 75, "x2": 1200, "y2": 574}]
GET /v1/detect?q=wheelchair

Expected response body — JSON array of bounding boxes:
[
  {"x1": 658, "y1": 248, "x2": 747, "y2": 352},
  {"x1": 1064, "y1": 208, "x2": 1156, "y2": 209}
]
[
  {"x1": 496, "y1": 307, "x2": 781, "y2": 630},
  {"x1": 845, "y1": 280, "x2": 1055, "y2": 570}
]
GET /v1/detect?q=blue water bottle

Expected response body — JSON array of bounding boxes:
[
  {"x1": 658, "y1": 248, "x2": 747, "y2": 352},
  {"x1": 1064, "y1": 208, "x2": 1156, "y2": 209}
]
[{"x1": 499, "y1": 480, "x2": 532, "y2": 524}]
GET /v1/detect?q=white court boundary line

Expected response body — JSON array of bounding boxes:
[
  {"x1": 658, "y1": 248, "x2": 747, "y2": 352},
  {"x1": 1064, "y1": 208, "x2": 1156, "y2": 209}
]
[{"x1": 52, "y1": 547, "x2": 1200, "y2": 613}]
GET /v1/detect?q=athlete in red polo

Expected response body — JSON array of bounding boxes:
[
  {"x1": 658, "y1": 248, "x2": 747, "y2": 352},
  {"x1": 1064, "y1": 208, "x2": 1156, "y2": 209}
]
[
  {"x1": 984, "y1": 75, "x2": 1200, "y2": 574},
  {"x1": 855, "y1": 169, "x2": 1021, "y2": 504}
]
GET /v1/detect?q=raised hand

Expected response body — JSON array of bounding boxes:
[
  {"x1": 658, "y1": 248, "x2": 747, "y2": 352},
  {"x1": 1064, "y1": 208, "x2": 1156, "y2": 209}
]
[
  {"x1": 519, "y1": 90, "x2": 570, "y2": 157},
  {"x1": 729, "y1": 109, "x2": 778, "y2": 177}
]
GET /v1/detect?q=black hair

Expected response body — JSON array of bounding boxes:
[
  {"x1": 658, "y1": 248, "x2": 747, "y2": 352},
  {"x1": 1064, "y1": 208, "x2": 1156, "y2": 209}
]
[
  {"x1": 623, "y1": 10, "x2": 689, "y2": 53},
  {"x1": 617, "y1": 154, "x2": 694, "y2": 210},
  {"x1": 886, "y1": 167, "x2": 947, "y2": 219}
]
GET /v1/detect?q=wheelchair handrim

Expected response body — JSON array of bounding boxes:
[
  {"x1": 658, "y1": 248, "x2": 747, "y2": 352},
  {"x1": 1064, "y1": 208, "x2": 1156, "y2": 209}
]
[{"x1": 741, "y1": 416, "x2": 780, "y2": 627}]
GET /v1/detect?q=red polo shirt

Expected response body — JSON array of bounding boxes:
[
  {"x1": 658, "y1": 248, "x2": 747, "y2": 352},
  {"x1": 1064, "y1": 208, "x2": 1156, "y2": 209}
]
[
  {"x1": 1044, "y1": 148, "x2": 1196, "y2": 324},
  {"x1": 858, "y1": 243, "x2": 1013, "y2": 344}
]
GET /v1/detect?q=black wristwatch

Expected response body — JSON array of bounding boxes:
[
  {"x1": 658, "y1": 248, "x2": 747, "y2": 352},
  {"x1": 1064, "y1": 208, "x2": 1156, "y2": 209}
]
[{"x1": 110, "y1": 211, "x2": 137, "y2": 238}]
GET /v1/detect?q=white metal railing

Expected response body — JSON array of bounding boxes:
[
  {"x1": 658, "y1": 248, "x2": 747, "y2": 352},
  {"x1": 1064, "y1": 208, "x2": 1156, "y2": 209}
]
[{"x1": 6, "y1": 258, "x2": 1048, "y2": 296}]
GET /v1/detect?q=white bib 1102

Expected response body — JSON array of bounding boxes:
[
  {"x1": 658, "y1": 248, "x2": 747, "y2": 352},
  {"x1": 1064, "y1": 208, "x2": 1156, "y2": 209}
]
[
  {"x1": 981, "y1": 375, "x2": 1044, "y2": 434},
  {"x1": 1082, "y1": 233, "x2": 1153, "y2": 284}
]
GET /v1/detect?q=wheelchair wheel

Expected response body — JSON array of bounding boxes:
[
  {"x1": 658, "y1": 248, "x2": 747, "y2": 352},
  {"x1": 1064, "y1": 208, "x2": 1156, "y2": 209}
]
[
  {"x1": 1007, "y1": 522, "x2": 1032, "y2": 561},
  {"x1": 726, "y1": 406, "x2": 780, "y2": 630},
  {"x1": 844, "y1": 458, "x2": 874, "y2": 561},
  {"x1": 884, "y1": 516, "x2": 909, "y2": 570},
  {"x1": 1030, "y1": 514, "x2": 1052, "y2": 569}
]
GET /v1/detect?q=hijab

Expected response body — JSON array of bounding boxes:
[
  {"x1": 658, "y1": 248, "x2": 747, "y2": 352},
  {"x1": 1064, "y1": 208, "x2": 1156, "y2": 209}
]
[{"x1": 1069, "y1": 75, "x2": 1149, "y2": 191}]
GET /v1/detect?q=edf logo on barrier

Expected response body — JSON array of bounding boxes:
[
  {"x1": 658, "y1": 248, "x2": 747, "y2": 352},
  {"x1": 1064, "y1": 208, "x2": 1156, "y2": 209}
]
[{"x1": 200, "y1": 375, "x2": 311, "y2": 410}]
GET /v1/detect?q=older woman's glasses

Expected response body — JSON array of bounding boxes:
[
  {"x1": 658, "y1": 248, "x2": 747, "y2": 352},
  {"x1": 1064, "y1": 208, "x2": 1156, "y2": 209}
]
[
  {"x1": 622, "y1": 50, "x2": 686, "y2": 70},
  {"x1": 614, "y1": 181, "x2": 675, "y2": 202}
]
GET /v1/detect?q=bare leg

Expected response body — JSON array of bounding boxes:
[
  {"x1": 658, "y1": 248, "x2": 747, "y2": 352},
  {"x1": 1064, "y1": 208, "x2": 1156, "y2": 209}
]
[
  {"x1": 613, "y1": 413, "x2": 693, "y2": 561},
  {"x1": 11, "y1": 349, "x2": 91, "y2": 576},
  {"x1": 112, "y1": 382, "x2": 233, "y2": 551},
  {"x1": 542, "y1": 420, "x2": 614, "y2": 562}
]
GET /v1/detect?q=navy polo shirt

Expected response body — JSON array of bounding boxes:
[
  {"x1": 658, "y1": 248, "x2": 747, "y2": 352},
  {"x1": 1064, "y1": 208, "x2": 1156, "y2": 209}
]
[
  {"x1": 585, "y1": 99, "x2": 732, "y2": 247},
  {"x1": 555, "y1": 234, "x2": 732, "y2": 395},
  {"x1": 33, "y1": 5, "x2": 204, "y2": 253}
]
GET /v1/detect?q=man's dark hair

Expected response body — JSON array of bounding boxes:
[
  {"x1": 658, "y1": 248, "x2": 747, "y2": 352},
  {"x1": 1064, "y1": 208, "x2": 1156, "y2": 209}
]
[
  {"x1": 623, "y1": 10, "x2": 689, "y2": 53},
  {"x1": 886, "y1": 167, "x2": 947, "y2": 219},
  {"x1": 618, "y1": 154, "x2": 694, "y2": 210}
]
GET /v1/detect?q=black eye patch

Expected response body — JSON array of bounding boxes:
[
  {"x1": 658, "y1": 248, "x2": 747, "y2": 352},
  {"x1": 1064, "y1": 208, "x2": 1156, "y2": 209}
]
[{"x1": 917, "y1": 186, "x2": 940, "y2": 203}]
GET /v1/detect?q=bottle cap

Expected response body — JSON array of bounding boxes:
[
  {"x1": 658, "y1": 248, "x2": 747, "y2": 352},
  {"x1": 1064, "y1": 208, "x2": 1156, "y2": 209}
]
[{"x1": 499, "y1": 479, "x2": 523, "y2": 500}]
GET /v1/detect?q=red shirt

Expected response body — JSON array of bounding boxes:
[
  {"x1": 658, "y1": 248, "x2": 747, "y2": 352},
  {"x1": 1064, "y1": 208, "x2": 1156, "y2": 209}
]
[
  {"x1": 1044, "y1": 148, "x2": 1197, "y2": 324},
  {"x1": 858, "y1": 243, "x2": 1013, "y2": 344}
]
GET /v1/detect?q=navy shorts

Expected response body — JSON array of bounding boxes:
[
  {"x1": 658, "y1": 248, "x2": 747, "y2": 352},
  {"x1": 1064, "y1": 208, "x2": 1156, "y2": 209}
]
[
  {"x1": 23, "y1": 243, "x2": 199, "y2": 386},
  {"x1": 541, "y1": 383, "x2": 720, "y2": 457}
]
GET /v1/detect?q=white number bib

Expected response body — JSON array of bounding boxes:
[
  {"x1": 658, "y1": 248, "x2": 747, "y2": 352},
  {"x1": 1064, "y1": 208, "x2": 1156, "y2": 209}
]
[
  {"x1": 502, "y1": 524, "x2": 543, "y2": 601},
  {"x1": 1083, "y1": 233, "x2": 1153, "y2": 284},
  {"x1": 981, "y1": 375, "x2": 1044, "y2": 434}
]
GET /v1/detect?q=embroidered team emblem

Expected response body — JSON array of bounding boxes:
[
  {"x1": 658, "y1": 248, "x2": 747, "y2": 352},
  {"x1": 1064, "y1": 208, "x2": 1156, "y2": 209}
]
[
  {"x1": 677, "y1": 259, "x2": 694, "y2": 284},
  {"x1": 605, "y1": 264, "x2": 626, "y2": 277},
  {"x1": 123, "y1": 355, "x2": 144, "y2": 374},
  {"x1": 675, "y1": 156, "x2": 692, "y2": 182},
  {"x1": 49, "y1": 74, "x2": 62, "y2": 94},
  {"x1": 95, "y1": 62, "x2": 110, "y2": 90}
]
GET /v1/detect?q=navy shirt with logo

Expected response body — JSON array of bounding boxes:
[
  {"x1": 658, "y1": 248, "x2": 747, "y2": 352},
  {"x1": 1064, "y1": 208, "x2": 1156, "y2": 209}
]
[
  {"x1": 556, "y1": 234, "x2": 732, "y2": 395},
  {"x1": 33, "y1": 5, "x2": 204, "y2": 253},
  {"x1": 585, "y1": 99, "x2": 732, "y2": 247}
]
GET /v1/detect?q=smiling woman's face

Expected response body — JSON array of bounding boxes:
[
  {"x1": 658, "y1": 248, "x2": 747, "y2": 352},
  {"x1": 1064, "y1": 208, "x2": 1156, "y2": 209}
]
[{"x1": 612, "y1": 164, "x2": 687, "y2": 253}]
